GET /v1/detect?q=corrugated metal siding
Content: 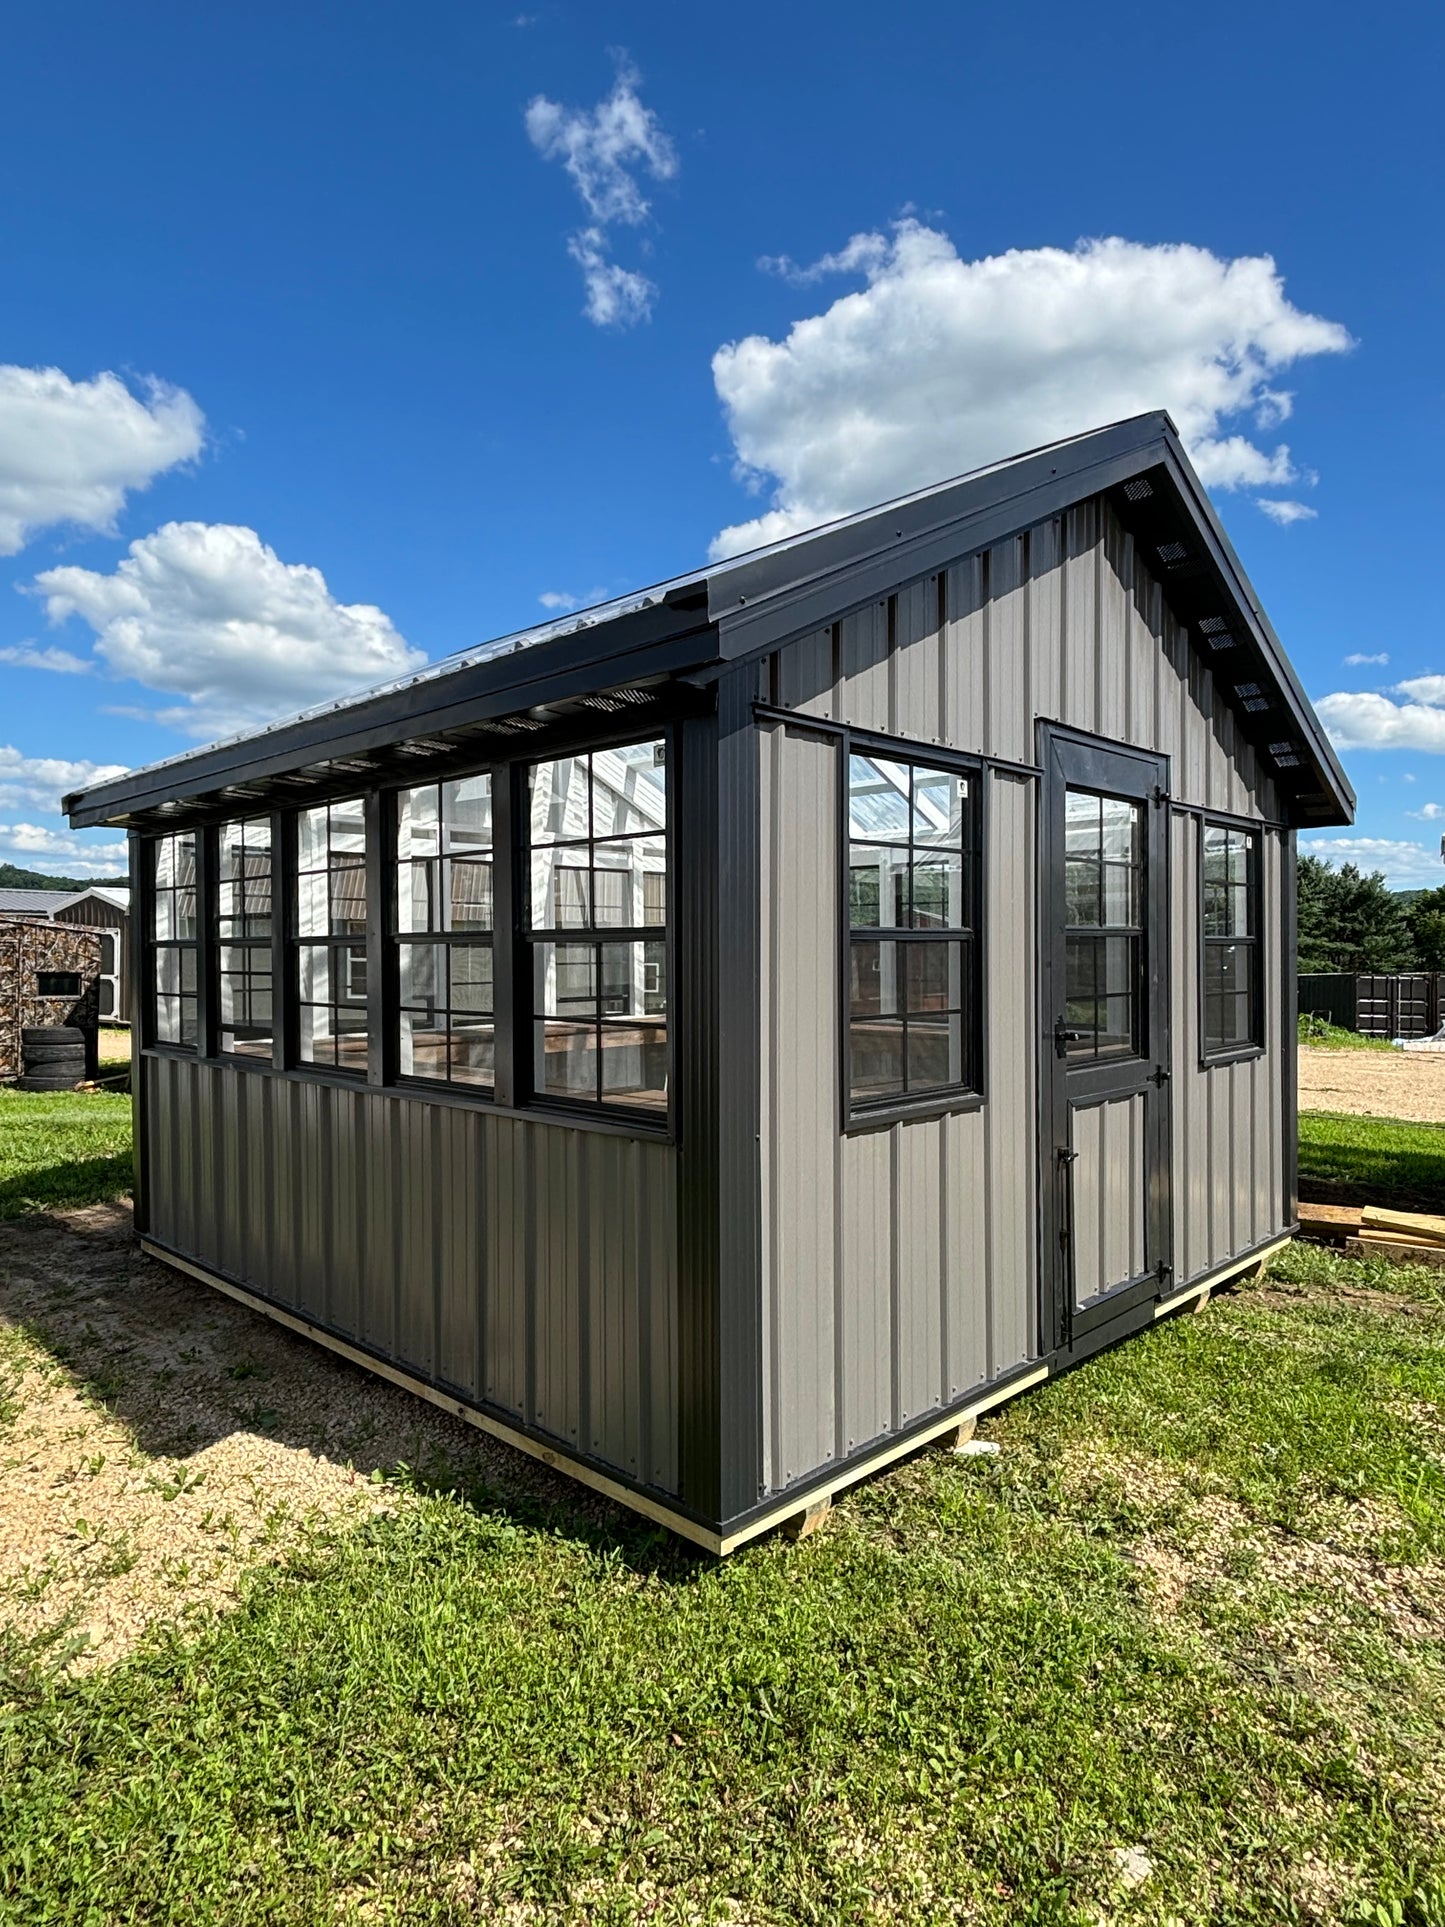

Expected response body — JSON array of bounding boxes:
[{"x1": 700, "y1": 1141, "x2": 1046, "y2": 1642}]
[
  {"x1": 768, "y1": 500, "x2": 1279, "y2": 819},
  {"x1": 142, "y1": 1056, "x2": 681, "y2": 1496},
  {"x1": 758, "y1": 726, "x2": 1036, "y2": 1497},
  {"x1": 1169, "y1": 814, "x2": 1287, "y2": 1284}
]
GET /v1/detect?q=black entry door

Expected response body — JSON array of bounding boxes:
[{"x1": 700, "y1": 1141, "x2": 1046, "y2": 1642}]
[{"x1": 1040, "y1": 728, "x2": 1172, "y2": 1347}]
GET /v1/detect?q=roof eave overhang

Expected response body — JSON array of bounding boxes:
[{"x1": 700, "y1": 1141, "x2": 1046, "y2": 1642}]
[{"x1": 65, "y1": 599, "x2": 720, "y2": 828}]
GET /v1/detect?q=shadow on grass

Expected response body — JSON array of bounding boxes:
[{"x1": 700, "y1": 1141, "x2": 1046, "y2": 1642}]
[
  {"x1": 0, "y1": 1153, "x2": 134, "y2": 1222},
  {"x1": 0, "y1": 1203, "x2": 707, "y2": 1583},
  {"x1": 1299, "y1": 1109, "x2": 1445, "y2": 1209}
]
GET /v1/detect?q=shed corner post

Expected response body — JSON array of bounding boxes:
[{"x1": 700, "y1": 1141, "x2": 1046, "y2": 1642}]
[
  {"x1": 127, "y1": 828, "x2": 150, "y2": 1236},
  {"x1": 1282, "y1": 827, "x2": 1298, "y2": 1228},
  {"x1": 677, "y1": 666, "x2": 765, "y2": 1533}
]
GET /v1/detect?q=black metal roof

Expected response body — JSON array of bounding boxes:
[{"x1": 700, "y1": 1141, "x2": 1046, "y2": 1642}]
[{"x1": 65, "y1": 412, "x2": 1354, "y2": 829}]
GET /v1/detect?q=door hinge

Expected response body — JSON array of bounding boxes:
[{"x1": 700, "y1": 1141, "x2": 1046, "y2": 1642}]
[
  {"x1": 1056, "y1": 1145, "x2": 1078, "y2": 1166},
  {"x1": 1151, "y1": 1064, "x2": 1172, "y2": 1086},
  {"x1": 1155, "y1": 1257, "x2": 1171, "y2": 1285},
  {"x1": 1152, "y1": 784, "x2": 1170, "y2": 808}
]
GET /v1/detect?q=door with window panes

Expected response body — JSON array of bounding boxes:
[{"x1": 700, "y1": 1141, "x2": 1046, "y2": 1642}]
[{"x1": 1040, "y1": 729, "x2": 1172, "y2": 1345}]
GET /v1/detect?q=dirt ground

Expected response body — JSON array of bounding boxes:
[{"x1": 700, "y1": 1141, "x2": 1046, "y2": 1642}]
[
  {"x1": 95, "y1": 1027, "x2": 131, "y2": 1066},
  {"x1": 1299, "y1": 1046, "x2": 1445, "y2": 1124},
  {"x1": 0, "y1": 1204, "x2": 598, "y2": 1673}
]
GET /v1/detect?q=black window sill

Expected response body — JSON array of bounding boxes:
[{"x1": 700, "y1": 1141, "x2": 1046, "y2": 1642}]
[
  {"x1": 1199, "y1": 1043, "x2": 1267, "y2": 1070},
  {"x1": 846, "y1": 1088, "x2": 985, "y2": 1134}
]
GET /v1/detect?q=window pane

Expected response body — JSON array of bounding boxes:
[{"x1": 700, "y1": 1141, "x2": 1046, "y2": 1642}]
[
  {"x1": 450, "y1": 944, "x2": 494, "y2": 1015},
  {"x1": 1065, "y1": 791, "x2": 1102, "y2": 859},
  {"x1": 848, "y1": 755, "x2": 911, "y2": 839},
  {"x1": 593, "y1": 741, "x2": 666, "y2": 837},
  {"x1": 330, "y1": 860, "x2": 367, "y2": 935},
  {"x1": 298, "y1": 805, "x2": 330, "y2": 869},
  {"x1": 1065, "y1": 858, "x2": 1100, "y2": 927},
  {"x1": 911, "y1": 848, "x2": 964, "y2": 929},
  {"x1": 448, "y1": 858, "x2": 493, "y2": 932},
  {"x1": 400, "y1": 1009, "x2": 449, "y2": 1081},
  {"x1": 329, "y1": 798, "x2": 366, "y2": 857},
  {"x1": 534, "y1": 854, "x2": 590, "y2": 930},
  {"x1": 397, "y1": 783, "x2": 440, "y2": 862},
  {"x1": 538, "y1": 1021, "x2": 597, "y2": 1100},
  {"x1": 600, "y1": 1019, "x2": 668, "y2": 1110},
  {"x1": 906, "y1": 941, "x2": 960, "y2": 1013},
  {"x1": 850, "y1": 1019, "x2": 905, "y2": 1102},
  {"x1": 399, "y1": 942, "x2": 444, "y2": 1014},
  {"x1": 849, "y1": 844, "x2": 909, "y2": 929},
  {"x1": 850, "y1": 939, "x2": 904, "y2": 1020},
  {"x1": 400, "y1": 859, "x2": 438, "y2": 934},
  {"x1": 594, "y1": 836, "x2": 666, "y2": 927},
  {"x1": 530, "y1": 756, "x2": 589, "y2": 845},
  {"x1": 1102, "y1": 861, "x2": 1137, "y2": 928},
  {"x1": 912, "y1": 767, "x2": 966, "y2": 846},
  {"x1": 450, "y1": 1023, "x2": 495, "y2": 1087},
  {"x1": 1100, "y1": 796, "x2": 1138, "y2": 863},
  {"x1": 908, "y1": 1014, "x2": 964, "y2": 1092},
  {"x1": 442, "y1": 774, "x2": 491, "y2": 854}
]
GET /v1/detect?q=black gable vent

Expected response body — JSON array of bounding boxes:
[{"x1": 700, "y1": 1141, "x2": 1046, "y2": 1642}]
[
  {"x1": 1123, "y1": 477, "x2": 1154, "y2": 502},
  {"x1": 1156, "y1": 540, "x2": 1189, "y2": 568},
  {"x1": 1198, "y1": 616, "x2": 1228, "y2": 633},
  {"x1": 1234, "y1": 682, "x2": 1271, "y2": 714},
  {"x1": 1268, "y1": 741, "x2": 1302, "y2": 769}
]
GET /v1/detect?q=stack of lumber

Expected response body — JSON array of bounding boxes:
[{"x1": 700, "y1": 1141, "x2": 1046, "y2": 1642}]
[
  {"x1": 1297, "y1": 1200, "x2": 1361, "y2": 1246},
  {"x1": 1346, "y1": 1205, "x2": 1445, "y2": 1268}
]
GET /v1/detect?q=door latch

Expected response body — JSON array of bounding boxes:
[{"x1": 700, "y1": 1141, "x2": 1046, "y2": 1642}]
[{"x1": 1054, "y1": 1020, "x2": 1085, "y2": 1057}]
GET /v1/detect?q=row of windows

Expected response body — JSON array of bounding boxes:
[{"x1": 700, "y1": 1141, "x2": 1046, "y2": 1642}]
[
  {"x1": 148, "y1": 740, "x2": 670, "y2": 1118},
  {"x1": 147, "y1": 732, "x2": 1265, "y2": 1126}
]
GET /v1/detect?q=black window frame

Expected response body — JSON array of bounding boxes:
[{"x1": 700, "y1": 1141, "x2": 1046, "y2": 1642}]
[
  {"x1": 148, "y1": 829, "x2": 200, "y2": 1052},
  {"x1": 522, "y1": 733, "x2": 672, "y2": 1124},
  {"x1": 840, "y1": 730, "x2": 985, "y2": 1130},
  {"x1": 216, "y1": 814, "x2": 275, "y2": 1061},
  {"x1": 292, "y1": 795, "x2": 370, "y2": 1077},
  {"x1": 392, "y1": 770, "x2": 497, "y2": 1095},
  {"x1": 1199, "y1": 814, "x2": 1265, "y2": 1066}
]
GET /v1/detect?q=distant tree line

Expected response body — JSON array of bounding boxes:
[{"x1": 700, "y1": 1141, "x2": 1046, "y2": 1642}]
[{"x1": 1298, "y1": 856, "x2": 1445, "y2": 974}]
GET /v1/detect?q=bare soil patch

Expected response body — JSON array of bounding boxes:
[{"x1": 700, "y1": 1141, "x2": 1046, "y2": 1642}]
[
  {"x1": 0, "y1": 1204, "x2": 592, "y2": 1671},
  {"x1": 1300, "y1": 1046, "x2": 1445, "y2": 1124}
]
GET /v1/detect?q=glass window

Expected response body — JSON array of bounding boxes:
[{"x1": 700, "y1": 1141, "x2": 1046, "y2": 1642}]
[
  {"x1": 217, "y1": 816, "x2": 273, "y2": 1058},
  {"x1": 151, "y1": 830, "x2": 198, "y2": 1047},
  {"x1": 395, "y1": 775, "x2": 494, "y2": 1090},
  {"x1": 846, "y1": 750, "x2": 978, "y2": 1111},
  {"x1": 295, "y1": 797, "x2": 368, "y2": 1072},
  {"x1": 1202, "y1": 822, "x2": 1262, "y2": 1057},
  {"x1": 528, "y1": 741, "x2": 668, "y2": 1114},
  {"x1": 1062, "y1": 790, "x2": 1145, "y2": 1062}
]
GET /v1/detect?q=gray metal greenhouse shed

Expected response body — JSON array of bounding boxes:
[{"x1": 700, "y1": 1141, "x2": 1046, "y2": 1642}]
[{"x1": 66, "y1": 412, "x2": 1354, "y2": 1552}]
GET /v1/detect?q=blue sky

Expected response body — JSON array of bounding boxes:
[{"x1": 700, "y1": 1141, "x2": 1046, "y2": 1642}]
[{"x1": 1, "y1": 0, "x2": 1442, "y2": 882}]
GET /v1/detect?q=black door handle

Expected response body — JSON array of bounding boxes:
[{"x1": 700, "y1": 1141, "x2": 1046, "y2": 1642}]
[{"x1": 1054, "y1": 1020, "x2": 1084, "y2": 1055}]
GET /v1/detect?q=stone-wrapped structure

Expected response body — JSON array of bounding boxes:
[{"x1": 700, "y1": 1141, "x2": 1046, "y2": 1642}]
[{"x1": 0, "y1": 918, "x2": 104, "y2": 1080}]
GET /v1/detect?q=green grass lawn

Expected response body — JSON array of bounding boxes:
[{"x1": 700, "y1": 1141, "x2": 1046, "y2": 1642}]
[
  {"x1": 2, "y1": 1236, "x2": 1444, "y2": 1925},
  {"x1": 0, "y1": 1090, "x2": 133, "y2": 1220},
  {"x1": 1299, "y1": 1108, "x2": 1445, "y2": 1204}
]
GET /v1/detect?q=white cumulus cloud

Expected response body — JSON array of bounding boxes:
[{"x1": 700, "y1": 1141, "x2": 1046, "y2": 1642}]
[
  {"x1": 710, "y1": 224, "x2": 1351, "y2": 558},
  {"x1": 1345, "y1": 652, "x2": 1389, "y2": 666},
  {"x1": 0, "y1": 746, "x2": 129, "y2": 816},
  {"x1": 1257, "y1": 499, "x2": 1318, "y2": 526},
  {"x1": 526, "y1": 58, "x2": 676, "y2": 328},
  {"x1": 1316, "y1": 676, "x2": 1445, "y2": 753},
  {"x1": 32, "y1": 522, "x2": 424, "y2": 742},
  {"x1": 1299, "y1": 836, "x2": 1445, "y2": 889},
  {"x1": 1406, "y1": 803, "x2": 1445, "y2": 821},
  {"x1": 0, "y1": 820, "x2": 129, "y2": 876},
  {"x1": 0, "y1": 366, "x2": 204, "y2": 556}
]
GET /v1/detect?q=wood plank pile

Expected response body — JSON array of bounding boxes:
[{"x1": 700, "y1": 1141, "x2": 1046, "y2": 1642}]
[{"x1": 1299, "y1": 1200, "x2": 1445, "y2": 1265}]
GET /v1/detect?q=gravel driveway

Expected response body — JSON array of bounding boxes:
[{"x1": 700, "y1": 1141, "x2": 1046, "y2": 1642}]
[
  {"x1": 0, "y1": 1204, "x2": 598, "y2": 1673},
  {"x1": 1299, "y1": 1047, "x2": 1445, "y2": 1125}
]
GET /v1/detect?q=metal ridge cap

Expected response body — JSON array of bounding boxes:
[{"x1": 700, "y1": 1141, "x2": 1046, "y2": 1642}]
[{"x1": 706, "y1": 414, "x2": 1173, "y2": 623}]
